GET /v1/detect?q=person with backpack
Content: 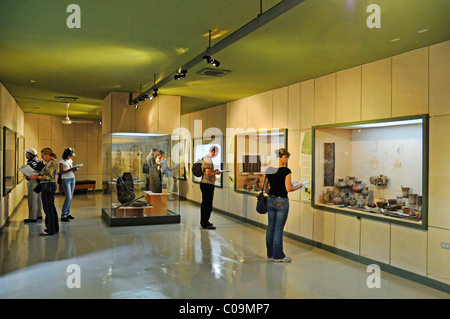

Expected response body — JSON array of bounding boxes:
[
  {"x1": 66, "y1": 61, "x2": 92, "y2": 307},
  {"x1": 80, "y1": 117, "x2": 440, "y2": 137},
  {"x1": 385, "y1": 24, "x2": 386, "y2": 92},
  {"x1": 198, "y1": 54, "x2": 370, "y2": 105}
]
[{"x1": 199, "y1": 146, "x2": 221, "y2": 229}]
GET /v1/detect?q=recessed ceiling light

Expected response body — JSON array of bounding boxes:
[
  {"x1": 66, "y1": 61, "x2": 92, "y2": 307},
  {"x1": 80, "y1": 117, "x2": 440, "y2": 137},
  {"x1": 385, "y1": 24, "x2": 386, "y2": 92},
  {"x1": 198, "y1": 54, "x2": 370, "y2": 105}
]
[
  {"x1": 55, "y1": 96, "x2": 79, "y2": 102},
  {"x1": 417, "y1": 29, "x2": 429, "y2": 33},
  {"x1": 390, "y1": 38, "x2": 401, "y2": 42},
  {"x1": 30, "y1": 80, "x2": 35, "y2": 83}
]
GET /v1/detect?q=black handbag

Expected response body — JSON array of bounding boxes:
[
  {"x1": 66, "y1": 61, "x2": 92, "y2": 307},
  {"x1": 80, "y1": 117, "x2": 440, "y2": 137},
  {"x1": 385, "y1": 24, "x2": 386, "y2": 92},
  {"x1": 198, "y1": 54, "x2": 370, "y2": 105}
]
[
  {"x1": 256, "y1": 177, "x2": 268, "y2": 214},
  {"x1": 33, "y1": 183, "x2": 41, "y2": 194}
]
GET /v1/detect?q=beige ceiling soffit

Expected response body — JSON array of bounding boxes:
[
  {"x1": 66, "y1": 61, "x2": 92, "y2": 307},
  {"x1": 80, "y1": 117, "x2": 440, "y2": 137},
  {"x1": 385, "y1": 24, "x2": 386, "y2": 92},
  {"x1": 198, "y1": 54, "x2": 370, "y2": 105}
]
[{"x1": 131, "y1": 0, "x2": 307, "y2": 105}]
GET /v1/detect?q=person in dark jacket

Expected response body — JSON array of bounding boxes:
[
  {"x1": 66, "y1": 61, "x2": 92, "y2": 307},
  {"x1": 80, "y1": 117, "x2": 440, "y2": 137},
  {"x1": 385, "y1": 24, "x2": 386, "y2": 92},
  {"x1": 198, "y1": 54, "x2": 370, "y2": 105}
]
[{"x1": 23, "y1": 148, "x2": 43, "y2": 223}]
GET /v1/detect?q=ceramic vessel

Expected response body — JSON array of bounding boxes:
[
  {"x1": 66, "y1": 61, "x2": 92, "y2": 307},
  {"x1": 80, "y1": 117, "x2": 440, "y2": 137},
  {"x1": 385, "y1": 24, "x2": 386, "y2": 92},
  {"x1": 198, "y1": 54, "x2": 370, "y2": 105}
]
[
  {"x1": 408, "y1": 193, "x2": 417, "y2": 205},
  {"x1": 396, "y1": 195, "x2": 405, "y2": 206},
  {"x1": 416, "y1": 195, "x2": 423, "y2": 209},
  {"x1": 401, "y1": 186, "x2": 410, "y2": 198},
  {"x1": 345, "y1": 176, "x2": 356, "y2": 187},
  {"x1": 376, "y1": 201, "x2": 387, "y2": 209},
  {"x1": 335, "y1": 179, "x2": 347, "y2": 189},
  {"x1": 332, "y1": 196, "x2": 343, "y2": 205},
  {"x1": 352, "y1": 180, "x2": 364, "y2": 193}
]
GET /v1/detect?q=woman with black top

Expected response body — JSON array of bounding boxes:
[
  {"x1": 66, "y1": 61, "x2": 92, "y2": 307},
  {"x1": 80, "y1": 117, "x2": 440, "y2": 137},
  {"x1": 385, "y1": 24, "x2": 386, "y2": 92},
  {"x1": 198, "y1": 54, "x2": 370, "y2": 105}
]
[{"x1": 263, "y1": 148, "x2": 302, "y2": 262}]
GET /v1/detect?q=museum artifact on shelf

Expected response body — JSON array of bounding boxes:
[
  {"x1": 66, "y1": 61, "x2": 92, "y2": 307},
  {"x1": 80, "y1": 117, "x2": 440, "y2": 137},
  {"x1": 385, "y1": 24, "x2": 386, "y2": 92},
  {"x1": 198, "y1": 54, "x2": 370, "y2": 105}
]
[
  {"x1": 101, "y1": 132, "x2": 181, "y2": 226},
  {"x1": 312, "y1": 115, "x2": 428, "y2": 229}
]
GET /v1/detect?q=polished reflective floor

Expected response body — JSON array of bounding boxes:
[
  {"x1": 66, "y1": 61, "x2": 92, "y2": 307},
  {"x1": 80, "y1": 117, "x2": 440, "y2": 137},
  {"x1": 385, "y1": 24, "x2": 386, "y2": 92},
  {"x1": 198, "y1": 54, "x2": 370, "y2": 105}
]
[{"x1": 0, "y1": 193, "x2": 448, "y2": 299}]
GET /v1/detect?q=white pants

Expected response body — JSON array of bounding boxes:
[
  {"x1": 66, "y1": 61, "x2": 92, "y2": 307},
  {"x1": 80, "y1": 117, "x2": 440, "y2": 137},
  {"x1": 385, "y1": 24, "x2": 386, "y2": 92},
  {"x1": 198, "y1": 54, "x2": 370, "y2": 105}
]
[{"x1": 27, "y1": 179, "x2": 42, "y2": 219}]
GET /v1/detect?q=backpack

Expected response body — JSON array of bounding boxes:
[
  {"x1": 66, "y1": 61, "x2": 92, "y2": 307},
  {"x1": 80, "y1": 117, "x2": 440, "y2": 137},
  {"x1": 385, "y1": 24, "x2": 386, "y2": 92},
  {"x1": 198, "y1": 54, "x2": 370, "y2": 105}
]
[
  {"x1": 142, "y1": 161, "x2": 149, "y2": 174},
  {"x1": 192, "y1": 158, "x2": 204, "y2": 177}
]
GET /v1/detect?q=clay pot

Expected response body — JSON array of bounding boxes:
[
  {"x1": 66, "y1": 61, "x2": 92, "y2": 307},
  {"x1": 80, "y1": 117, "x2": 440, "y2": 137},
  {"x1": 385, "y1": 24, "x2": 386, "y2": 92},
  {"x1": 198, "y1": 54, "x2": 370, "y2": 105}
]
[
  {"x1": 416, "y1": 196, "x2": 423, "y2": 209},
  {"x1": 408, "y1": 193, "x2": 417, "y2": 205},
  {"x1": 401, "y1": 186, "x2": 410, "y2": 198},
  {"x1": 388, "y1": 199, "x2": 397, "y2": 206},
  {"x1": 352, "y1": 180, "x2": 364, "y2": 193},
  {"x1": 348, "y1": 197, "x2": 357, "y2": 206},
  {"x1": 361, "y1": 187, "x2": 369, "y2": 197},
  {"x1": 345, "y1": 176, "x2": 356, "y2": 187},
  {"x1": 396, "y1": 195, "x2": 405, "y2": 206},
  {"x1": 332, "y1": 196, "x2": 343, "y2": 205},
  {"x1": 376, "y1": 201, "x2": 387, "y2": 209},
  {"x1": 335, "y1": 179, "x2": 347, "y2": 189}
]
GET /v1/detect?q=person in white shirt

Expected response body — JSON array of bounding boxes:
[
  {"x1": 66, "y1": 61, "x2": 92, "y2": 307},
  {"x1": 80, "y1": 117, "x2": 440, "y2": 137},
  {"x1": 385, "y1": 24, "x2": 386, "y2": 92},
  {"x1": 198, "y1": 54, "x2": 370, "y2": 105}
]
[{"x1": 59, "y1": 147, "x2": 79, "y2": 222}]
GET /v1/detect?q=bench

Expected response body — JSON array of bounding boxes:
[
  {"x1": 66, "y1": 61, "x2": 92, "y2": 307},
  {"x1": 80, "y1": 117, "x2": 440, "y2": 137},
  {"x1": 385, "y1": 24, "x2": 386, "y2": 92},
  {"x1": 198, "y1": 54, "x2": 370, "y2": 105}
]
[{"x1": 60, "y1": 180, "x2": 96, "y2": 194}]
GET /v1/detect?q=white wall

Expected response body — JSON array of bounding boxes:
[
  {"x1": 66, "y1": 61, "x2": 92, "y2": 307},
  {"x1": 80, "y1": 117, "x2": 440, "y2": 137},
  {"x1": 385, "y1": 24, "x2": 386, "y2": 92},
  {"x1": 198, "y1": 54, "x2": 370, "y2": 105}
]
[{"x1": 180, "y1": 40, "x2": 450, "y2": 286}]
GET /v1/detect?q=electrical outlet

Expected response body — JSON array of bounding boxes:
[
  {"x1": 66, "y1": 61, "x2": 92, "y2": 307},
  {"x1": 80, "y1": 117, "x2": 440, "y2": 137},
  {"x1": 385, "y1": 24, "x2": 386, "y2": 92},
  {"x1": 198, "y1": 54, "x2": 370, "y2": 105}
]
[{"x1": 441, "y1": 242, "x2": 450, "y2": 250}]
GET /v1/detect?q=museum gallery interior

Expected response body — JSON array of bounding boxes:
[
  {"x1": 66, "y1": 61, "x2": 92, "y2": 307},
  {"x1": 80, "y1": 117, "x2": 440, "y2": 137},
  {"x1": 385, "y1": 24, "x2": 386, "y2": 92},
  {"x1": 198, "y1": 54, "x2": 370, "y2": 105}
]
[{"x1": 0, "y1": 0, "x2": 449, "y2": 298}]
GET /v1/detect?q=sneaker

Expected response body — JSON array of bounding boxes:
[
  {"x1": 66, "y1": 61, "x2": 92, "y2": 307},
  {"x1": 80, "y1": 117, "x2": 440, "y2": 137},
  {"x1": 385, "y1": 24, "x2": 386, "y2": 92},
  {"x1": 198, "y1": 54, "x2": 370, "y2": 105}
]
[
  {"x1": 67, "y1": 215, "x2": 75, "y2": 219},
  {"x1": 202, "y1": 224, "x2": 216, "y2": 230},
  {"x1": 61, "y1": 217, "x2": 70, "y2": 222},
  {"x1": 273, "y1": 256, "x2": 292, "y2": 263},
  {"x1": 39, "y1": 231, "x2": 55, "y2": 236},
  {"x1": 24, "y1": 219, "x2": 37, "y2": 223}
]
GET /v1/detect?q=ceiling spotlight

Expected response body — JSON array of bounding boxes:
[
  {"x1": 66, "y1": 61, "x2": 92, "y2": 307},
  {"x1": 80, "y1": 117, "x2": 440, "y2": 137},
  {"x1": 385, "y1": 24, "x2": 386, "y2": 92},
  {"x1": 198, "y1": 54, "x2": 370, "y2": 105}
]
[
  {"x1": 134, "y1": 103, "x2": 139, "y2": 109},
  {"x1": 152, "y1": 88, "x2": 158, "y2": 98},
  {"x1": 174, "y1": 69, "x2": 188, "y2": 80},
  {"x1": 203, "y1": 55, "x2": 220, "y2": 67}
]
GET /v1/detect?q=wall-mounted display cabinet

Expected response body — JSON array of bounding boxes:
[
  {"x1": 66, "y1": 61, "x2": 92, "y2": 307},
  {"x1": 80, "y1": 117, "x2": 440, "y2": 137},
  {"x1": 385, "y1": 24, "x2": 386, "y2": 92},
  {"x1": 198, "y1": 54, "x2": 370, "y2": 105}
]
[
  {"x1": 101, "y1": 132, "x2": 181, "y2": 226},
  {"x1": 3, "y1": 127, "x2": 17, "y2": 196},
  {"x1": 192, "y1": 135, "x2": 223, "y2": 188},
  {"x1": 234, "y1": 129, "x2": 287, "y2": 195},
  {"x1": 312, "y1": 115, "x2": 428, "y2": 229}
]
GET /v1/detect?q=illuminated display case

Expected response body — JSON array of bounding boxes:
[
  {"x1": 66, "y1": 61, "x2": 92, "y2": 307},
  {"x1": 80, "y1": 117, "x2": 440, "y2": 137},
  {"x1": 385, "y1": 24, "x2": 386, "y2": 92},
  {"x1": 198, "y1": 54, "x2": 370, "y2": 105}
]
[
  {"x1": 234, "y1": 129, "x2": 287, "y2": 195},
  {"x1": 192, "y1": 135, "x2": 224, "y2": 188},
  {"x1": 312, "y1": 115, "x2": 428, "y2": 229},
  {"x1": 102, "y1": 132, "x2": 181, "y2": 226}
]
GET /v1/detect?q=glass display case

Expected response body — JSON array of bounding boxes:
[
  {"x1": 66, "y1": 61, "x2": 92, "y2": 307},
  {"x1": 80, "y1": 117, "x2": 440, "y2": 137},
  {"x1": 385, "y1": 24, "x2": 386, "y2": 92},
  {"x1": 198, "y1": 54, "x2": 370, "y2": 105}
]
[
  {"x1": 3, "y1": 127, "x2": 17, "y2": 196},
  {"x1": 234, "y1": 129, "x2": 287, "y2": 195},
  {"x1": 102, "y1": 132, "x2": 181, "y2": 226},
  {"x1": 17, "y1": 134, "x2": 25, "y2": 185},
  {"x1": 312, "y1": 115, "x2": 428, "y2": 229},
  {"x1": 192, "y1": 135, "x2": 223, "y2": 188}
]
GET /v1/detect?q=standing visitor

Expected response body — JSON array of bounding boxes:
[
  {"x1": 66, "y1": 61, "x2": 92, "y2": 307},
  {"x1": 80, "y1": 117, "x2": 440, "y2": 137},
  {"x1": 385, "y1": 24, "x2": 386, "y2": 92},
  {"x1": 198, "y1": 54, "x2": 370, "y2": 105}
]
[
  {"x1": 263, "y1": 148, "x2": 302, "y2": 262},
  {"x1": 23, "y1": 148, "x2": 43, "y2": 223},
  {"x1": 200, "y1": 146, "x2": 222, "y2": 230},
  {"x1": 59, "y1": 147, "x2": 79, "y2": 222},
  {"x1": 29, "y1": 148, "x2": 59, "y2": 236}
]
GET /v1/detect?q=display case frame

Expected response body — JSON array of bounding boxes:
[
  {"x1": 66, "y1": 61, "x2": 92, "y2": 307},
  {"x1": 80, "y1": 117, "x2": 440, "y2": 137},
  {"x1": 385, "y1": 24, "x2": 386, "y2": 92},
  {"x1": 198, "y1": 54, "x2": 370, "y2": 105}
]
[
  {"x1": 311, "y1": 114, "x2": 429, "y2": 229},
  {"x1": 234, "y1": 129, "x2": 288, "y2": 195},
  {"x1": 3, "y1": 127, "x2": 17, "y2": 196},
  {"x1": 101, "y1": 132, "x2": 181, "y2": 227},
  {"x1": 192, "y1": 135, "x2": 224, "y2": 188},
  {"x1": 17, "y1": 134, "x2": 25, "y2": 185}
]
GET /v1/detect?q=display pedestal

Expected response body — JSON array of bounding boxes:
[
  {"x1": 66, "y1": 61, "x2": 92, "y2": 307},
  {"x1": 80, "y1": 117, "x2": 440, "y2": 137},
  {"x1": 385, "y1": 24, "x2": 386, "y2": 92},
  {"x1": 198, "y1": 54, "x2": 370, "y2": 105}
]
[
  {"x1": 144, "y1": 191, "x2": 168, "y2": 216},
  {"x1": 102, "y1": 192, "x2": 179, "y2": 227},
  {"x1": 114, "y1": 206, "x2": 152, "y2": 217}
]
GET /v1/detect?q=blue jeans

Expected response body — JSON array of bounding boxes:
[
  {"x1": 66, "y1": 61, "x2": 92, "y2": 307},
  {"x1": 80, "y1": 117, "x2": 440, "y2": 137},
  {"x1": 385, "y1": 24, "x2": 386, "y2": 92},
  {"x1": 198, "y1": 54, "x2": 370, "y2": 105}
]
[
  {"x1": 61, "y1": 178, "x2": 75, "y2": 217},
  {"x1": 266, "y1": 197, "x2": 289, "y2": 259}
]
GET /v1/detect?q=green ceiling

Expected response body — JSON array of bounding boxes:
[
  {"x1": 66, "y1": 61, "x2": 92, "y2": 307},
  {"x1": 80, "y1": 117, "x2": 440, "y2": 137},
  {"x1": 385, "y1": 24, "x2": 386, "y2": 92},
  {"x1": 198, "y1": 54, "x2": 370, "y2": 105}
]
[{"x1": 1, "y1": 0, "x2": 449, "y2": 120}]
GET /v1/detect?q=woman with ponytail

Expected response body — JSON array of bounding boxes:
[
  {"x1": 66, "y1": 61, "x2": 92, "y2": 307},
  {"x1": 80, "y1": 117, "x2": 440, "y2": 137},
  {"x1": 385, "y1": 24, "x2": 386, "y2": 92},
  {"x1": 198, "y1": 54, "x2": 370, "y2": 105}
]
[
  {"x1": 29, "y1": 147, "x2": 59, "y2": 236},
  {"x1": 263, "y1": 148, "x2": 302, "y2": 262}
]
